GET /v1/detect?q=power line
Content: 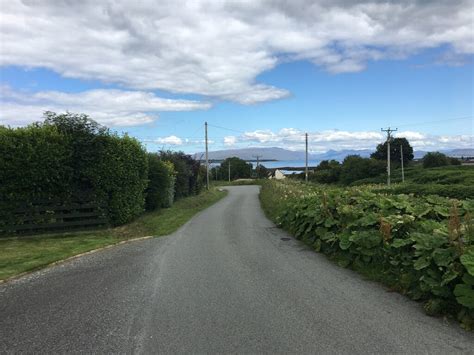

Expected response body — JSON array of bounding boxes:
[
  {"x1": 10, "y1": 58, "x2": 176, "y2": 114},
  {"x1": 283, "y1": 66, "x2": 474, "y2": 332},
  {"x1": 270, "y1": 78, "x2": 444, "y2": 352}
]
[{"x1": 207, "y1": 123, "x2": 246, "y2": 134}]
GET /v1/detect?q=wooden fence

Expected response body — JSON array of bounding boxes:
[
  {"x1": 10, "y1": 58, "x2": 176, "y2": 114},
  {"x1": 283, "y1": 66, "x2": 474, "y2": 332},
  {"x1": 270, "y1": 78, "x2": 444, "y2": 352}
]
[{"x1": 0, "y1": 200, "x2": 108, "y2": 235}]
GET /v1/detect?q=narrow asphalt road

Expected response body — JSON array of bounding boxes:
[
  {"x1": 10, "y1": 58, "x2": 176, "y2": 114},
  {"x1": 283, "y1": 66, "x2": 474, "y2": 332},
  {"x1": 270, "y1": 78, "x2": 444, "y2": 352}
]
[{"x1": 1, "y1": 186, "x2": 473, "y2": 353}]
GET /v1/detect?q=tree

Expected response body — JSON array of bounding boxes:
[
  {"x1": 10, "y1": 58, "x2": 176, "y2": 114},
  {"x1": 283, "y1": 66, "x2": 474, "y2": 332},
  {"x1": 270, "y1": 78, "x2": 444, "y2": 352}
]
[
  {"x1": 339, "y1": 155, "x2": 386, "y2": 185},
  {"x1": 310, "y1": 160, "x2": 341, "y2": 184},
  {"x1": 159, "y1": 150, "x2": 204, "y2": 198},
  {"x1": 219, "y1": 157, "x2": 252, "y2": 180},
  {"x1": 449, "y1": 157, "x2": 461, "y2": 166},
  {"x1": 423, "y1": 152, "x2": 449, "y2": 168},
  {"x1": 255, "y1": 164, "x2": 269, "y2": 179},
  {"x1": 371, "y1": 137, "x2": 414, "y2": 165}
]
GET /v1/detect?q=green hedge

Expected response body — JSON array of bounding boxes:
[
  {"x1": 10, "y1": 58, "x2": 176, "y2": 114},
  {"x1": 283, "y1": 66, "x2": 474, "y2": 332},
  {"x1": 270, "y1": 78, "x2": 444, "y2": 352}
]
[
  {"x1": 0, "y1": 124, "x2": 72, "y2": 206},
  {"x1": 0, "y1": 112, "x2": 148, "y2": 228},
  {"x1": 261, "y1": 180, "x2": 474, "y2": 329},
  {"x1": 146, "y1": 154, "x2": 176, "y2": 210}
]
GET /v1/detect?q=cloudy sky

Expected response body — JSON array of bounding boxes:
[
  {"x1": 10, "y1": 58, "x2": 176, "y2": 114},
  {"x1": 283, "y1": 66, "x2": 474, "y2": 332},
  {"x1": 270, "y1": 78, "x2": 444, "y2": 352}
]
[{"x1": 1, "y1": 0, "x2": 473, "y2": 153}]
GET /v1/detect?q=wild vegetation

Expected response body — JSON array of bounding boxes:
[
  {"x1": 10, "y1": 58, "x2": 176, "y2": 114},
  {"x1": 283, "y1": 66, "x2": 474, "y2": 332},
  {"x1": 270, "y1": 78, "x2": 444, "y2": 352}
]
[
  {"x1": 260, "y1": 179, "x2": 474, "y2": 329},
  {"x1": 0, "y1": 112, "x2": 206, "y2": 234}
]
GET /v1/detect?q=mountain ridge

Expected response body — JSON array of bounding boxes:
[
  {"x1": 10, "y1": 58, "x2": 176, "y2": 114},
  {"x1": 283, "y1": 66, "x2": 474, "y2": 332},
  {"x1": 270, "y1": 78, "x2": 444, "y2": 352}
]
[{"x1": 193, "y1": 147, "x2": 473, "y2": 161}]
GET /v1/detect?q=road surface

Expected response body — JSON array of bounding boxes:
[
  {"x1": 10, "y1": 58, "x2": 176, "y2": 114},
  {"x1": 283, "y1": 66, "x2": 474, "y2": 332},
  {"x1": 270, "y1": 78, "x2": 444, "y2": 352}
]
[{"x1": 1, "y1": 186, "x2": 473, "y2": 353}]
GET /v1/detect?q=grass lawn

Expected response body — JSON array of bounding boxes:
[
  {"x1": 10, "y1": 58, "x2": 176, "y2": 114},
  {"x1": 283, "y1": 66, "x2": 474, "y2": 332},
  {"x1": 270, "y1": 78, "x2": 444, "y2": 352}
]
[{"x1": 0, "y1": 188, "x2": 227, "y2": 281}]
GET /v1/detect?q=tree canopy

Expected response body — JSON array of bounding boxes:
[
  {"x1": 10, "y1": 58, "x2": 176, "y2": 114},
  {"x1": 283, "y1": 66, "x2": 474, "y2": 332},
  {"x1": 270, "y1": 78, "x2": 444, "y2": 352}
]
[
  {"x1": 371, "y1": 137, "x2": 414, "y2": 165},
  {"x1": 219, "y1": 157, "x2": 252, "y2": 180}
]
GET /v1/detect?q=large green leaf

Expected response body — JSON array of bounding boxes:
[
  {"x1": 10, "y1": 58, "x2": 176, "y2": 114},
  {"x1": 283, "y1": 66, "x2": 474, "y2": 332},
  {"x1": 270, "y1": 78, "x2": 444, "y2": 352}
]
[
  {"x1": 460, "y1": 247, "x2": 474, "y2": 276},
  {"x1": 391, "y1": 238, "x2": 413, "y2": 248},
  {"x1": 414, "y1": 256, "x2": 431, "y2": 270},
  {"x1": 454, "y1": 274, "x2": 474, "y2": 309},
  {"x1": 432, "y1": 248, "x2": 455, "y2": 267}
]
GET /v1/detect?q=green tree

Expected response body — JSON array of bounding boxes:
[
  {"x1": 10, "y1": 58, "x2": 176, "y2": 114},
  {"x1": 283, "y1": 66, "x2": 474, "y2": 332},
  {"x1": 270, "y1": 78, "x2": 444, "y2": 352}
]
[
  {"x1": 310, "y1": 160, "x2": 341, "y2": 184},
  {"x1": 159, "y1": 151, "x2": 204, "y2": 198},
  {"x1": 219, "y1": 157, "x2": 252, "y2": 180},
  {"x1": 255, "y1": 164, "x2": 269, "y2": 179},
  {"x1": 371, "y1": 137, "x2": 414, "y2": 165},
  {"x1": 449, "y1": 157, "x2": 462, "y2": 166},
  {"x1": 339, "y1": 155, "x2": 386, "y2": 185},
  {"x1": 423, "y1": 152, "x2": 449, "y2": 168}
]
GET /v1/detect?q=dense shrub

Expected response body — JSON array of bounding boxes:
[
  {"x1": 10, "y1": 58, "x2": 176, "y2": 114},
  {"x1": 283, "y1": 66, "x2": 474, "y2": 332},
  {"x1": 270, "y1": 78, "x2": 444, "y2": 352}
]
[
  {"x1": 0, "y1": 112, "x2": 148, "y2": 227},
  {"x1": 449, "y1": 157, "x2": 462, "y2": 166},
  {"x1": 146, "y1": 154, "x2": 176, "y2": 210},
  {"x1": 159, "y1": 151, "x2": 204, "y2": 199},
  {"x1": 261, "y1": 180, "x2": 474, "y2": 328},
  {"x1": 339, "y1": 155, "x2": 386, "y2": 185},
  {"x1": 423, "y1": 152, "x2": 449, "y2": 168},
  {"x1": 309, "y1": 160, "x2": 341, "y2": 184},
  {"x1": 0, "y1": 124, "x2": 72, "y2": 209},
  {"x1": 90, "y1": 134, "x2": 148, "y2": 225},
  {"x1": 376, "y1": 184, "x2": 474, "y2": 200}
]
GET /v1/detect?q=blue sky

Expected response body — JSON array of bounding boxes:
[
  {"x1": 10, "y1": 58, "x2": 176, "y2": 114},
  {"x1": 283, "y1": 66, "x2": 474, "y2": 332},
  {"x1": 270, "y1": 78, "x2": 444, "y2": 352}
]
[{"x1": 1, "y1": 1, "x2": 472, "y2": 154}]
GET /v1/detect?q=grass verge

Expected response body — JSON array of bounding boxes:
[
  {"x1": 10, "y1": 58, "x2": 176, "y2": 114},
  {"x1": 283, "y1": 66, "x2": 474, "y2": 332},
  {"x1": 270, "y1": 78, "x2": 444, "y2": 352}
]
[{"x1": 0, "y1": 188, "x2": 227, "y2": 281}]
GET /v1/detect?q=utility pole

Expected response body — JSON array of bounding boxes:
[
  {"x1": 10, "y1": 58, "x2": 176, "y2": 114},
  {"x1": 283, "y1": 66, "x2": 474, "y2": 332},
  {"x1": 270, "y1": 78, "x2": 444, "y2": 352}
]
[
  {"x1": 381, "y1": 127, "x2": 397, "y2": 187},
  {"x1": 305, "y1": 132, "x2": 308, "y2": 182},
  {"x1": 400, "y1": 144, "x2": 405, "y2": 183},
  {"x1": 228, "y1": 160, "x2": 231, "y2": 182},
  {"x1": 253, "y1": 155, "x2": 262, "y2": 168},
  {"x1": 205, "y1": 122, "x2": 209, "y2": 190},
  {"x1": 253, "y1": 154, "x2": 262, "y2": 178}
]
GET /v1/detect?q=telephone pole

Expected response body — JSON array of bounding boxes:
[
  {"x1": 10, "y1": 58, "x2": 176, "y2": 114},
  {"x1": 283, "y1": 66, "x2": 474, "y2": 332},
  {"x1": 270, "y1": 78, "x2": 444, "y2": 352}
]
[
  {"x1": 305, "y1": 132, "x2": 308, "y2": 182},
  {"x1": 253, "y1": 155, "x2": 262, "y2": 168},
  {"x1": 205, "y1": 122, "x2": 209, "y2": 190},
  {"x1": 253, "y1": 154, "x2": 262, "y2": 178},
  {"x1": 400, "y1": 144, "x2": 405, "y2": 183},
  {"x1": 381, "y1": 127, "x2": 397, "y2": 186},
  {"x1": 228, "y1": 160, "x2": 231, "y2": 182}
]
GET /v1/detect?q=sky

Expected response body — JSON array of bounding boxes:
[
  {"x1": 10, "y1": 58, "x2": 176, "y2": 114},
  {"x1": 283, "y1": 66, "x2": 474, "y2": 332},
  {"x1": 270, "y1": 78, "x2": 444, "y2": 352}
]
[{"x1": 0, "y1": 0, "x2": 473, "y2": 154}]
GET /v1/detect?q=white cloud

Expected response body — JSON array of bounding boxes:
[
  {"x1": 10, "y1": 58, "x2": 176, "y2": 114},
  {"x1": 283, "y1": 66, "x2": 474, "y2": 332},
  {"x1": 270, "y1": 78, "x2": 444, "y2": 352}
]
[
  {"x1": 154, "y1": 135, "x2": 183, "y2": 145},
  {"x1": 0, "y1": 86, "x2": 211, "y2": 127},
  {"x1": 0, "y1": 1, "x2": 472, "y2": 104},
  {"x1": 238, "y1": 127, "x2": 473, "y2": 151},
  {"x1": 224, "y1": 136, "x2": 237, "y2": 146}
]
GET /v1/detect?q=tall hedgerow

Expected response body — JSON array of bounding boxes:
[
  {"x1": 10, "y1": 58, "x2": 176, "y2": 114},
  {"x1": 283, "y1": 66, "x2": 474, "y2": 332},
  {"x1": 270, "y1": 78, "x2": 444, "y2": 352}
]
[
  {"x1": 0, "y1": 112, "x2": 148, "y2": 227},
  {"x1": 146, "y1": 153, "x2": 176, "y2": 210}
]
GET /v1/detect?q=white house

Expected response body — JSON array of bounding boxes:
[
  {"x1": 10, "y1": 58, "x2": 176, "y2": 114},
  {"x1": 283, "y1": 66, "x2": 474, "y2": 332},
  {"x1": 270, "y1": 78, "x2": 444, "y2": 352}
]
[{"x1": 269, "y1": 169, "x2": 286, "y2": 180}]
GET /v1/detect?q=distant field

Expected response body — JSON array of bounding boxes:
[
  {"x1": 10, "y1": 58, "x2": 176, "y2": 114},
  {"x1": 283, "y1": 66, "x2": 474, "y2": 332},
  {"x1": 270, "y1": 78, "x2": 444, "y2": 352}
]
[{"x1": 352, "y1": 165, "x2": 474, "y2": 200}]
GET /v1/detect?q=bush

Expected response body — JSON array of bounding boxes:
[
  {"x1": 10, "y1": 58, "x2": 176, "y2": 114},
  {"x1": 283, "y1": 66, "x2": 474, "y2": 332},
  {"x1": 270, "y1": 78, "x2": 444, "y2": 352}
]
[
  {"x1": 146, "y1": 154, "x2": 176, "y2": 210},
  {"x1": 260, "y1": 180, "x2": 474, "y2": 327},
  {"x1": 309, "y1": 160, "x2": 341, "y2": 184},
  {"x1": 159, "y1": 151, "x2": 204, "y2": 199},
  {"x1": 90, "y1": 134, "x2": 148, "y2": 225},
  {"x1": 423, "y1": 152, "x2": 449, "y2": 168},
  {"x1": 0, "y1": 124, "x2": 72, "y2": 209},
  {"x1": 376, "y1": 183, "x2": 474, "y2": 200},
  {"x1": 449, "y1": 157, "x2": 462, "y2": 166},
  {"x1": 0, "y1": 112, "x2": 149, "y2": 228},
  {"x1": 339, "y1": 155, "x2": 386, "y2": 185}
]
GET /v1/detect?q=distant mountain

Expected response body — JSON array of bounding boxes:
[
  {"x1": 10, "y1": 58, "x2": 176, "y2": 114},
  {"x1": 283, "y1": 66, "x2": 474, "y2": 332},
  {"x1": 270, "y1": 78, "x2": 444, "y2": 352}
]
[
  {"x1": 314, "y1": 149, "x2": 373, "y2": 161},
  {"x1": 414, "y1": 149, "x2": 474, "y2": 159},
  {"x1": 194, "y1": 146, "x2": 473, "y2": 162},
  {"x1": 193, "y1": 147, "x2": 311, "y2": 161},
  {"x1": 444, "y1": 148, "x2": 474, "y2": 158},
  {"x1": 194, "y1": 147, "x2": 373, "y2": 161}
]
